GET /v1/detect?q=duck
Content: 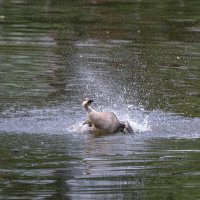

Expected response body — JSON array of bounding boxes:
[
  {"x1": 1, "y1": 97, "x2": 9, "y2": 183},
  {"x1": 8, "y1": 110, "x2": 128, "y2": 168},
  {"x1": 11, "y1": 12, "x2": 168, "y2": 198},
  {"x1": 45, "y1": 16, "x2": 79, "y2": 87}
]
[{"x1": 82, "y1": 98, "x2": 133, "y2": 135}]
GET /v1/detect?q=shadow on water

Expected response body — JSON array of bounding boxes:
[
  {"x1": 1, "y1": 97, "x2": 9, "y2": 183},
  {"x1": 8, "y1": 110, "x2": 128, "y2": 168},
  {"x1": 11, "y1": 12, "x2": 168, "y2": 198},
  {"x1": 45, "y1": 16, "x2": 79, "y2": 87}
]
[{"x1": 0, "y1": 0, "x2": 200, "y2": 199}]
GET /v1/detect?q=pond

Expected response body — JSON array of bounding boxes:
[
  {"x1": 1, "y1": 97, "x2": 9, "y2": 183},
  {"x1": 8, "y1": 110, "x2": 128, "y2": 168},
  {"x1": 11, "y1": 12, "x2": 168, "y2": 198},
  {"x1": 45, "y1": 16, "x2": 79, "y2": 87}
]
[{"x1": 0, "y1": 0, "x2": 200, "y2": 199}]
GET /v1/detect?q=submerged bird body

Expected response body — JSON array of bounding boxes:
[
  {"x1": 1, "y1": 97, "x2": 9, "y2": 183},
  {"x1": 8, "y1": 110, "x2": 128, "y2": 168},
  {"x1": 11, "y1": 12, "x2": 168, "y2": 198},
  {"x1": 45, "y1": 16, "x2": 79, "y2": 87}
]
[
  {"x1": 82, "y1": 98, "x2": 132, "y2": 135},
  {"x1": 89, "y1": 111, "x2": 124, "y2": 134}
]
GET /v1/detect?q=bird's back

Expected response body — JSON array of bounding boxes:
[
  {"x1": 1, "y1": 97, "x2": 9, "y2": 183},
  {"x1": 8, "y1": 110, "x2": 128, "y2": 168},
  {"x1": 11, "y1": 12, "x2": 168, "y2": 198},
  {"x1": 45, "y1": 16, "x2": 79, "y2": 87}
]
[{"x1": 89, "y1": 111, "x2": 121, "y2": 133}]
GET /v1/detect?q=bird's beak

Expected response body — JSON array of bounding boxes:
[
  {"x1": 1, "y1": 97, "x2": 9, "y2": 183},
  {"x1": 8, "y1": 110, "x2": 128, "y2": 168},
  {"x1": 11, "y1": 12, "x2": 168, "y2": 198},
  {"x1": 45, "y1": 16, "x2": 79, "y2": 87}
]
[{"x1": 88, "y1": 99, "x2": 93, "y2": 104}]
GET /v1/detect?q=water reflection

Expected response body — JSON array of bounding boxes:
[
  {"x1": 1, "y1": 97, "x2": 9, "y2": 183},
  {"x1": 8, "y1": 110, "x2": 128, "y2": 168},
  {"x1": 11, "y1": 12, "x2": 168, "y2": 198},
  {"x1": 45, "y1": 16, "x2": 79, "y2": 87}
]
[
  {"x1": 1, "y1": 133, "x2": 199, "y2": 199},
  {"x1": 0, "y1": 0, "x2": 199, "y2": 116},
  {"x1": 0, "y1": 0, "x2": 200, "y2": 199}
]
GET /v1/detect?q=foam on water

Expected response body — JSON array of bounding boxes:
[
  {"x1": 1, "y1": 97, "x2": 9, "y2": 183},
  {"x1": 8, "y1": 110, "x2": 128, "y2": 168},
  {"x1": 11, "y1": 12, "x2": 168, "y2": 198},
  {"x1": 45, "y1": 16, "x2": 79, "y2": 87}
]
[{"x1": 1, "y1": 103, "x2": 199, "y2": 140}]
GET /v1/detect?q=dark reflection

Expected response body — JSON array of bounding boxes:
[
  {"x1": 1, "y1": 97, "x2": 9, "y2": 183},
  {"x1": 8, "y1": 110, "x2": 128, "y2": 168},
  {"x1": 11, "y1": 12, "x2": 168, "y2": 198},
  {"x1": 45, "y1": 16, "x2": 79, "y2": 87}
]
[
  {"x1": 0, "y1": 133, "x2": 77, "y2": 200},
  {"x1": 0, "y1": 0, "x2": 199, "y2": 116},
  {"x1": 49, "y1": 169, "x2": 72, "y2": 200}
]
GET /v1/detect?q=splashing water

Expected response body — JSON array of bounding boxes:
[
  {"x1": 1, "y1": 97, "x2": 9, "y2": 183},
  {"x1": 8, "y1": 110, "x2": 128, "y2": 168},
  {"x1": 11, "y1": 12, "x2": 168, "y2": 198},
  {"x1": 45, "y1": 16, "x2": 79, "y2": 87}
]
[{"x1": 2, "y1": 102, "x2": 199, "y2": 140}]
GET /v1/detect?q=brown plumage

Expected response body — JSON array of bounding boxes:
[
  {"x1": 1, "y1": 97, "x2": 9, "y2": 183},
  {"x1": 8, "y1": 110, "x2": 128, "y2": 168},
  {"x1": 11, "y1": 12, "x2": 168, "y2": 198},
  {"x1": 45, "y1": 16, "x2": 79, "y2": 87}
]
[{"x1": 82, "y1": 98, "x2": 133, "y2": 135}]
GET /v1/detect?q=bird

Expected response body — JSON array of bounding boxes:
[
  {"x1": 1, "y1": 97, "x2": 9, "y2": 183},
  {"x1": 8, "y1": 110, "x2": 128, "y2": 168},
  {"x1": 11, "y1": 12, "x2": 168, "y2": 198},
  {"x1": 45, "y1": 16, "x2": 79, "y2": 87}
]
[{"x1": 82, "y1": 98, "x2": 133, "y2": 135}]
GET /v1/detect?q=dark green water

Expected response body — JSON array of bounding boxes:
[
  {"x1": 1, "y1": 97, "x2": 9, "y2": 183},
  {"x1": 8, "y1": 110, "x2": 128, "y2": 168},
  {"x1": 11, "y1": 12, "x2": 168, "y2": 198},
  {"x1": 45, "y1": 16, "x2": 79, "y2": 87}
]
[{"x1": 0, "y1": 0, "x2": 200, "y2": 199}]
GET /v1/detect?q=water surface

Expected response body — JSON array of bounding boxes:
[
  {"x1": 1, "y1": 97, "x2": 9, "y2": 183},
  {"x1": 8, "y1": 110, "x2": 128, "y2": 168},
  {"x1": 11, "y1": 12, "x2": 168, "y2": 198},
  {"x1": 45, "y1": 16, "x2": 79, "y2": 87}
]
[{"x1": 0, "y1": 0, "x2": 200, "y2": 199}]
